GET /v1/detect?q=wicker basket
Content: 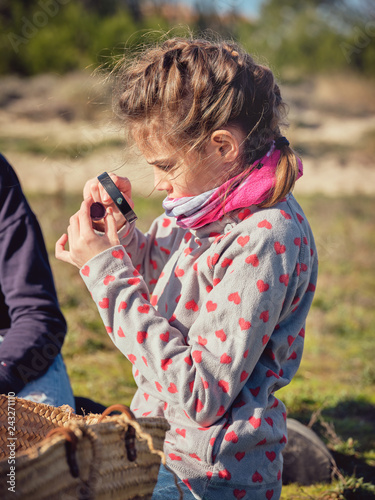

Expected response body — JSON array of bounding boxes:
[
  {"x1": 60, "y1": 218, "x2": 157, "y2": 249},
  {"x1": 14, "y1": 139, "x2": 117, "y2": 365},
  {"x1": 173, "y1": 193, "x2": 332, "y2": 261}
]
[{"x1": 0, "y1": 395, "x2": 169, "y2": 500}]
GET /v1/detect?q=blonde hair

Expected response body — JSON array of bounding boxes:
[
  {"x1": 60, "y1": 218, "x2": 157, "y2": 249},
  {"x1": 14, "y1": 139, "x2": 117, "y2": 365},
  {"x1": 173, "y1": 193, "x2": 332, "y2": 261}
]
[{"x1": 114, "y1": 36, "x2": 300, "y2": 207}]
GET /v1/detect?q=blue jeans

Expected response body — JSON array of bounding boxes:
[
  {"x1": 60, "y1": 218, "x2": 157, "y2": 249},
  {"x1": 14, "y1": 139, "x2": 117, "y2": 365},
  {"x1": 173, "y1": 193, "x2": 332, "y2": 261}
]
[
  {"x1": 16, "y1": 353, "x2": 75, "y2": 409},
  {"x1": 152, "y1": 464, "x2": 197, "y2": 500},
  {"x1": 0, "y1": 335, "x2": 75, "y2": 409}
]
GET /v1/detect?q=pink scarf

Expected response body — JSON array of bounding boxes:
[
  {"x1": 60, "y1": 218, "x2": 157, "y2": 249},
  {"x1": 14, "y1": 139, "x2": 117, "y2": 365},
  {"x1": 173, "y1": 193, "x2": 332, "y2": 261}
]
[{"x1": 162, "y1": 145, "x2": 303, "y2": 229}]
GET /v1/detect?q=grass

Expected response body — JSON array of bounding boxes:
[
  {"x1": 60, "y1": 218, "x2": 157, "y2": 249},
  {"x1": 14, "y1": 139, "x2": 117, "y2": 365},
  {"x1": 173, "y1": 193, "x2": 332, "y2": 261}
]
[{"x1": 26, "y1": 190, "x2": 375, "y2": 499}]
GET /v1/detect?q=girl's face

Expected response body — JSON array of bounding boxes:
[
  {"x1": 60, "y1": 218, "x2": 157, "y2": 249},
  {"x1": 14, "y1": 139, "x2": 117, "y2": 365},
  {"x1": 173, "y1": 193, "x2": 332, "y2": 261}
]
[{"x1": 136, "y1": 127, "x2": 244, "y2": 199}]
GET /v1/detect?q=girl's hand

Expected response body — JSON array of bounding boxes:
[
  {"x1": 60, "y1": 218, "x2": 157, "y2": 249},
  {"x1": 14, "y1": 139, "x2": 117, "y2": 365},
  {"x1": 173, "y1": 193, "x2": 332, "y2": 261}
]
[
  {"x1": 83, "y1": 173, "x2": 134, "y2": 232},
  {"x1": 55, "y1": 199, "x2": 121, "y2": 269}
]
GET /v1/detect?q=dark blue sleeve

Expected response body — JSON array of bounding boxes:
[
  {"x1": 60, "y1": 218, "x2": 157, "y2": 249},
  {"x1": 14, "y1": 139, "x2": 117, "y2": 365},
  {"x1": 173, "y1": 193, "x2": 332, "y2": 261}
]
[{"x1": 0, "y1": 154, "x2": 67, "y2": 394}]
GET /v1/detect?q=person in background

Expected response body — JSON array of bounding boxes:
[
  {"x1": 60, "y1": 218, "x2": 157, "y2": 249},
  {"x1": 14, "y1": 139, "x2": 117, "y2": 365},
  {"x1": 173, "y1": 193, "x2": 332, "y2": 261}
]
[{"x1": 0, "y1": 153, "x2": 75, "y2": 409}]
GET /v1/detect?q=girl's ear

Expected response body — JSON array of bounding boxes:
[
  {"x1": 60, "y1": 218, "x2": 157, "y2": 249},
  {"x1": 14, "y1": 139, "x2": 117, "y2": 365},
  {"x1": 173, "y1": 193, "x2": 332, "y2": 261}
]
[{"x1": 209, "y1": 128, "x2": 243, "y2": 163}]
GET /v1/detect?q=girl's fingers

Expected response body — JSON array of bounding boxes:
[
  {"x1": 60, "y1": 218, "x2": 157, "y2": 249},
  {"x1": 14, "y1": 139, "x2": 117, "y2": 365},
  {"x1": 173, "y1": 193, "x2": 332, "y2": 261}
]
[
  {"x1": 55, "y1": 234, "x2": 74, "y2": 265},
  {"x1": 105, "y1": 207, "x2": 120, "y2": 246},
  {"x1": 78, "y1": 198, "x2": 95, "y2": 235}
]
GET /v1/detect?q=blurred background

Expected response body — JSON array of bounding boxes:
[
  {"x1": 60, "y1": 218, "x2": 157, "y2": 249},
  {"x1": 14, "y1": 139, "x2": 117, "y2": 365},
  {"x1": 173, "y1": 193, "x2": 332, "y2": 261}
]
[{"x1": 0, "y1": 1, "x2": 374, "y2": 497}]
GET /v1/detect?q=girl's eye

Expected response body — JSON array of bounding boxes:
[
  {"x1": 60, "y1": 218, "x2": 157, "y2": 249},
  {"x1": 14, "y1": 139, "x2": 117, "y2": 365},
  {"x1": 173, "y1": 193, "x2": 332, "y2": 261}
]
[{"x1": 156, "y1": 164, "x2": 173, "y2": 172}]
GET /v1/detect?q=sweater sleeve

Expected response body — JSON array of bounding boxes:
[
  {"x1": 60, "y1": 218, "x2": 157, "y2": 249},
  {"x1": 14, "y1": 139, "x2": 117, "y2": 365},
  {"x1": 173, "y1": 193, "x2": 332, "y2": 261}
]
[
  {"x1": 80, "y1": 207, "x2": 316, "y2": 427},
  {"x1": 0, "y1": 156, "x2": 67, "y2": 394}
]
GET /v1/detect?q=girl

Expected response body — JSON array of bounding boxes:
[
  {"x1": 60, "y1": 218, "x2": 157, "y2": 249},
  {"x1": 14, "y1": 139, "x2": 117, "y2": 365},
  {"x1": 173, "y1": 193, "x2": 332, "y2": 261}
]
[{"x1": 56, "y1": 37, "x2": 318, "y2": 500}]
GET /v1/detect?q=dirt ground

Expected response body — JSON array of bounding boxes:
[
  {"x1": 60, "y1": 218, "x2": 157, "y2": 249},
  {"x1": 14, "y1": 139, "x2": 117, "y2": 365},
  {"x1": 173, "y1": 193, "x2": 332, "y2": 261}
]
[{"x1": 0, "y1": 71, "x2": 374, "y2": 197}]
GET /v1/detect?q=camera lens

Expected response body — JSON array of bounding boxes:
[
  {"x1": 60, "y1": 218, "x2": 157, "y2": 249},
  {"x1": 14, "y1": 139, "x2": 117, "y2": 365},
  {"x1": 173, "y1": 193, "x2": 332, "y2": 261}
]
[{"x1": 90, "y1": 202, "x2": 106, "y2": 221}]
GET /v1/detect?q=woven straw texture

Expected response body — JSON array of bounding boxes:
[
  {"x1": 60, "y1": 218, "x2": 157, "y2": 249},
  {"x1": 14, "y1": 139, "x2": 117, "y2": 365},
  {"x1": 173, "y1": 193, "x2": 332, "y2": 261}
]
[{"x1": 0, "y1": 395, "x2": 169, "y2": 500}]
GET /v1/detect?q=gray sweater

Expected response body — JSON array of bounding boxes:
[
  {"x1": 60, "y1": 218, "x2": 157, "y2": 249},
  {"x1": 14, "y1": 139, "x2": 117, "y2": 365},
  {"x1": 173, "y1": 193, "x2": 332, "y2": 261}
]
[{"x1": 80, "y1": 193, "x2": 318, "y2": 499}]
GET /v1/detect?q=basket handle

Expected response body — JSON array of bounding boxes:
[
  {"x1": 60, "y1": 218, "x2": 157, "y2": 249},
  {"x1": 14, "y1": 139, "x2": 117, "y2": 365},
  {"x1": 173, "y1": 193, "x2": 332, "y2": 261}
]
[
  {"x1": 98, "y1": 404, "x2": 137, "y2": 462},
  {"x1": 46, "y1": 427, "x2": 80, "y2": 478}
]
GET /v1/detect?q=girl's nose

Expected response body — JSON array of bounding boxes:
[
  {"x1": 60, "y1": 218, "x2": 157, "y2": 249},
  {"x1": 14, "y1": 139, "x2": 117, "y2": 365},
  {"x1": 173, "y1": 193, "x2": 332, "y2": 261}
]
[{"x1": 153, "y1": 168, "x2": 172, "y2": 192}]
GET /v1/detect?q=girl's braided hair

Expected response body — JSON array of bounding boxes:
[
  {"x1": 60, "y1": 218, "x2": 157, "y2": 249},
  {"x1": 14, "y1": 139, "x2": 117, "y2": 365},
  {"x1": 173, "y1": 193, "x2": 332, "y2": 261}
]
[{"x1": 115, "y1": 37, "x2": 300, "y2": 207}]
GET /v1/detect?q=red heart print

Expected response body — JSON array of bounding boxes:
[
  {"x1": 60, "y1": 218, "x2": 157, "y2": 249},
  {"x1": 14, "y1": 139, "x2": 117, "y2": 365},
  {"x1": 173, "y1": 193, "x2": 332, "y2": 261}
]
[
  {"x1": 161, "y1": 246, "x2": 170, "y2": 255},
  {"x1": 252, "y1": 470, "x2": 263, "y2": 483},
  {"x1": 215, "y1": 329, "x2": 227, "y2": 341},
  {"x1": 238, "y1": 208, "x2": 251, "y2": 220},
  {"x1": 161, "y1": 358, "x2": 172, "y2": 370},
  {"x1": 225, "y1": 431, "x2": 238, "y2": 443},
  {"x1": 136, "y1": 331, "x2": 148, "y2": 344},
  {"x1": 142, "y1": 356, "x2": 148, "y2": 366},
  {"x1": 307, "y1": 282, "x2": 316, "y2": 292},
  {"x1": 128, "y1": 354, "x2": 136, "y2": 364},
  {"x1": 294, "y1": 237, "x2": 301, "y2": 247},
  {"x1": 174, "y1": 266, "x2": 184, "y2": 277},
  {"x1": 220, "y1": 353, "x2": 232, "y2": 364},
  {"x1": 112, "y1": 249, "x2": 124, "y2": 259},
  {"x1": 258, "y1": 220, "x2": 272, "y2": 229},
  {"x1": 206, "y1": 471, "x2": 213, "y2": 479},
  {"x1": 184, "y1": 356, "x2": 192, "y2": 366},
  {"x1": 256, "y1": 438, "x2": 267, "y2": 446},
  {"x1": 176, "y1": 428, "x2": 186, "y2": 438},
  {"x1": 184, "y1": 247, "x2": 192, "y2": 256},
  {"x1": 235, "y1": 452, "x2": 245, "y2": 462},
  {"x1": 103, "y1": 275, "x2": 115, "y2": 285},
  {"x1": 279, "y1": 274, "x2": 289, "y2": 286},
  {"x1": 160, "y1": 331, "x2": 169, "y2": 342},
  {"x1": 260, "y1": 310, "x2": 269, "y2": 322},
  {"x1": 244, "y1": 349, "x2": 249, "y2": 358},
  {"x1": 105, "y1": 326, "x2": 112, "y2": 334},
  {"x1": 192, "y1": 351, "x2": 202, "y2": 363},
  {"x1": 198, "y1": 336, "x2": 207, "y2": 346},
  {"x1": 228, "y1": 292, "x2": 241, "y2": 304},
  {"x1": 287, "y1": 335, "x2": 295, "y2": 346},
  {"x1": 249, "y1": 416, "x2": 261, "y2": 429},
  {"x1": 217, "y1": 405, "x2": 225, "y2": 416},
  {"x1": 257, "y1": 280, "x2": 269, "y2": 293},
  {"x1": 150, "y1": 259, "x2": 157, "y2": 270},
  {"x1": 138, "y1": 304, "x2": 150, "y2": 313},
  {"x1": 221, "y1": 257, "x2": 233, "y2": 268},
  {"x1": 202, "y1": 379, "x2": 209, "y2": 389},
  {"x1": 117, "y1": 327, "x2": 125, "y2": 337},
  {"x1": 262, "y1": 334, "x2": 269, "y2": 345},
  {"x1": 99, "y1": 298, "x2": 109, "y2": 309},
  {"x1": 265, "y1": 417, "x2": 274, "y2": 427},
  {"x1": 143, "y1": 393, "x2": 149, "y2": 401},
  {"x1": 301, "y1": 263, "x2": 308, "y2": 272},
  {"x1": 128, "y1": 277, "x2": 140, "y2": 286},
  {"x1": 168, "y1": 383, "x2": 178, "y2": 393},
  {"x1": 266, "y1": 490, "x2": 274, "y2": 500},
  {"x1": 240, "y1": 370, "x2": 249, "y2": 382},
  {"x1": 234, "y1": 489, "x2": 246, "y2": 499},
  {"x1": 155, "y1": 381, "x2": 162, "y2": 392},
  {"x1": 274, "y1": 242, "x2": 286, "y2": 254},
  {"x1": 239, "y1": 318, "x2": 251, "y2": 330},
  {"x1": 162, "y1": 218, "x2": 171, "y2": 227},
  {"x1": 193, "y1": 262, "x2": 198, "y2": 272},
  {"x1": 288, "y1": 351, "x2": 297, "y2": 360},
  {"x1": 189, "y1": 453, "x2": 201, "y2": 461},
  {"x1": 237, "y1": 235, "x2": 250, "y2": 247},
  {"x1": 266, "y1": 451, "x2": 276, "y2": 462},
  {"x1": 280, "y1": 210, "x2": 291, "y2": 220},
  {"x1": 299, "y1": 328, "x2": 305, "y2": 338},
  {"x1": 213, "y1": 278, "x2": 221, "y2": 286},
  {"x1": 266, "y1": 370, "x2": 279, "y2": 379},
  {"x1": 206, "y1": 285, "x2": 213, "y2": 293},
  {"x1": 277, "y1": 470, "x2": 281, "y2": 480},
  {"x1": 250, "y1": 386, "x2": 260, "y2": 397},
  {"x1": 296, "y1": 213, "x2": 304, "y2": 223},
  {"x1": 185, "y1": 299, "x2": 199, "y2": 311},
  {"x1": 245, "y1": 253, "x2": 259, "y2": 267},
  {"x1": 280, "y1": 434, "x2": 287, "y2": 444},
  {"x1": 218, "y1": 469, "x2": 231, "y2": 480},
  {"x1": 169, "y1": 453, "x2": 182, "y2": 461},
  {"x1": 81, "y1": 265, "x2": 90, "y2": 276},
  {"x1": 195, "y1": 398, "x2": 204, "y2": 412},
  {"x1": 206, "y1": 300, "x2": 217, "y2": 312},
  {"x1": 218, "y1": 380, "x2": 229, "y2": 393},
  {"x1": 118, "y1": 301, "x2": 127, "y2": 312},
  {"x1": 210, "y1": 437, "x2": 215, "y2": 446}
]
